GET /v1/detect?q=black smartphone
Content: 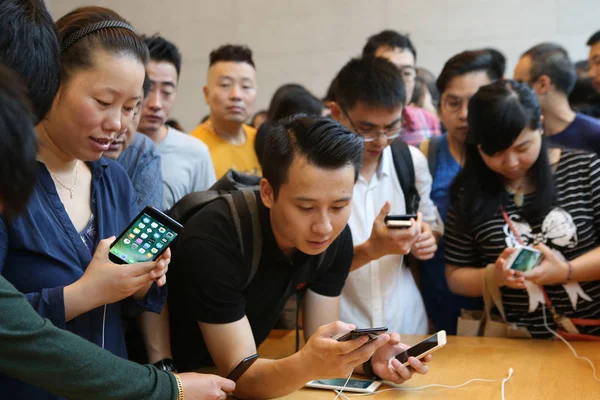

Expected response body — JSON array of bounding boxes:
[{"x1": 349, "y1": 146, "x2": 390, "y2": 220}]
[
  {"x1": 333, "y1": 327, "x2": 388, "y2": 342},
  {"x1": 109, "y1": 206, "x2": 183, "y2": 265},
  {"x1": 385, "y1": 214, "x2": 417, "y2": 229},
  {"x1": 226, "y1": 353, "x2": 259, "y2": 382}
]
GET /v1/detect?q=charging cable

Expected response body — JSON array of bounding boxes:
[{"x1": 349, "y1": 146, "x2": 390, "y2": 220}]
[
  {"x1": 332, "y1": 371, "x2": 354, "y2": 400},
  {"x1": 541, "y1": 306, "x2": 599, "y2": 382},
  {"x1": 333, "y1": 368, "x2": 514, "y2": 400}
]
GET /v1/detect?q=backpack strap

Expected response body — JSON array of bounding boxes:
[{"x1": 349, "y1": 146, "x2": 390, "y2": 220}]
[
  {"x1": 389, "y1": 139, "x2": 419, "y2": 214},
  {"x1": 223, "y1": 189, "x2": 263, "y2": 288},
  {"x1": 426, "y1": 136, "x2": 442, "y2": 181},
  {"x1": 166, "y1": 191, "x2": 222, "y2": 222}
]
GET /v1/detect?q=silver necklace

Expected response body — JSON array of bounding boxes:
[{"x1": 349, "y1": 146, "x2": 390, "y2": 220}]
[{"x1": 49, "y1": 161, "x2": 79, "y2": 199}]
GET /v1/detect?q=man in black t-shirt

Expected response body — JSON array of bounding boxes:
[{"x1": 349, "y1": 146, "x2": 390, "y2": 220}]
[{"x1": 168, "y1": 116, "x2": 430, "y2": 398}]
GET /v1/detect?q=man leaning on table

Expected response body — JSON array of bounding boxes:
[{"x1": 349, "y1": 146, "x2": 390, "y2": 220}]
[{"x1": 167, "y1": 114, "x2": 431, "y2": 399}]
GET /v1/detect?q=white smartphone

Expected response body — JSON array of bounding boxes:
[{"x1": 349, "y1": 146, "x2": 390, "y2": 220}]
[
  {"x1": 395, "y1": 330, "x2": 446, "y2": 367},
  {"x1": 505, "y1": 246, "x2": 542, "y2": 272},
  {"x1": 305, "y1": 378, "x2": 382, "y2": 393}
]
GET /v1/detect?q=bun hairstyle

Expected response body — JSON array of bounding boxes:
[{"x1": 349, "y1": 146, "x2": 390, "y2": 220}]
[{"x1": 55, "y1": 6, "x2": 148, "y2": 83}]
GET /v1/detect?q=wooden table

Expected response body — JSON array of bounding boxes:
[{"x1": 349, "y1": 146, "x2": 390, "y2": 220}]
[{"x1": 257, "y1": 330, "x2": 600, "y2": 400}]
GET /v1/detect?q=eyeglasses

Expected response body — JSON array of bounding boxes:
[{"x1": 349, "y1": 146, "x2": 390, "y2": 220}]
[
  {"x1": 340, "y1": 106, "x2": 404, "y2": 142},
  {"x1": 441, "y1": 94, "x2": 472, "y2": 114}
]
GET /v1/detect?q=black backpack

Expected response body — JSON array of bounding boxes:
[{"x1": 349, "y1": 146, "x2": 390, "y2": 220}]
[
  {"x1": 168, "y1": 169, "x2": 338, "y2": 289},
  {"x1": 389, "y1": 139, "x2": 420, "y2": 214}
]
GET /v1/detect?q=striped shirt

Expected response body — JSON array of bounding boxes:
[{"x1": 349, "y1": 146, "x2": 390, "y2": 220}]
[{"x1": 445, "y1": 150, "x2": 600, "y2": 338}]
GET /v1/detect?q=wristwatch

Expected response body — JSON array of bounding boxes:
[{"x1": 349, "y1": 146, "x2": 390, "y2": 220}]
[{"x1": 153, "y1": 358, "x2": 178, "y2": 373}]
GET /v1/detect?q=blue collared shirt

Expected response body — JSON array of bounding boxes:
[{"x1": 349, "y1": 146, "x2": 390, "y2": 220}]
[{"x1": 0, "y1": 158, "x2": 166, "y2": 399}]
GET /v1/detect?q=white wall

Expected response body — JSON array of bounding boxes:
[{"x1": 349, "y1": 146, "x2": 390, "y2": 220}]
[{"x1": 48, "y1": 0, "x2": 599, "y2": 132}]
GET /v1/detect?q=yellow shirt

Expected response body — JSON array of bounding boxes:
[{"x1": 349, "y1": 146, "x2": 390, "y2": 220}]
[{"x1": 190, "y1": 123, "x2": 262, "y2": 179}]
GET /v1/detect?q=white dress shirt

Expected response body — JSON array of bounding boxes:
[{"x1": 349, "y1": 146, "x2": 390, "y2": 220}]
[{"x1": 340, "y1": 145, "x2": 438, "y2": 334}]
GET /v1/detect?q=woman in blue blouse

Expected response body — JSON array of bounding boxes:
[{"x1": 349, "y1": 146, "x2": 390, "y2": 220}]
[
  {"x1": 419, "y1": 50, "x2": 503, "y2": 334},
  {"x1": 0, "y1": 7, "x2": 169, "y2": 399}
]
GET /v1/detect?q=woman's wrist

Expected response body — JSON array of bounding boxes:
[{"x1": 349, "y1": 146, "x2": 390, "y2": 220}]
[{"x1": 565, "y1": 261, "x2": 573, "y2": 283}]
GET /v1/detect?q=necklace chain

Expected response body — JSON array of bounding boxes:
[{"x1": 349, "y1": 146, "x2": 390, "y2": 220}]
[{"x1": 49, "y1": 161, "x2": 79, "y2": 199}]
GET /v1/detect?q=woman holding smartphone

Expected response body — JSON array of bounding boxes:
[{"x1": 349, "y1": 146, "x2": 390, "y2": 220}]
[
  {"x1": 0, "y1": 7, "x2": 169, "y2": 398},
  {"x1": 444, "y1": 80, "x2": 600, "y2": 339}
]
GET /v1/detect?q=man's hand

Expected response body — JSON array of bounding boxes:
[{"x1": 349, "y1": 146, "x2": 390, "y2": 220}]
[
  {"x1": 411, "y1": 222, "x2": 437, "y2": 260},
  {"x1": 299, "y1": 322, "x2": 390, "y2": 380},
  {"x1": 177, "y1": 373, "x2": 235, "y2": 400},
  {"x1": 371, "y1": 333, "x2": 431, "y2": 384},
  {"x1": 366, "y1": 202, "x2": 421, "y2": 261}
]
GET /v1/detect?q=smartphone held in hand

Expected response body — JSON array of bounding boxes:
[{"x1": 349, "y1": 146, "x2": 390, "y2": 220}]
[
  {"x1": 385, "y1": 214, "x2": 416, "y2": 229},
  {"x1": 109, "y1": 206, "x2": 183, "y2": 265}
]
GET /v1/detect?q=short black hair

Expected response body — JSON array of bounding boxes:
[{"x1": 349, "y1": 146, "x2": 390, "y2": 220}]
[
  {"x1": 262, "y1": 115, "x2": 363, "y2": 199},
  {"x1": 437, "y1": 49, "x2": 504, "y2": 94},
  {"x1": 143, "y1": 34, "x2": 182, "y2": 79},
  {"x1": 333, "y1": 57, "x2": 406, "y2": 111},
  {"x1": 363, "y1": 30, "x2": 417, "y2": 60},
  {"x1": 451, "y1": 80, "x2": 554, "y2": 228},
  {"x1": 267, "y1": 84, "x2": 323, "y2": 121},
  {"x1": 209, "y1": 44, "x2": 255, "y2": 68},
  {"x1": 0, "y1": 65, "x2": 39, "y2": 219},
  {"x1": 587, "y1": 30, "x2": 600, "y2": 46},
  {"x1": 0, "y1": 0, "x2": 60, "y2": 123},
  {"x1": 522, "y1": 43, "x2": 576, "y2": 95}
]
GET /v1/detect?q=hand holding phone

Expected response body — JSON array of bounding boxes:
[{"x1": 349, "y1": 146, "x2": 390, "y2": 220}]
[
  {"x1": 504, "y1": 246, "x2": 542, "y2": 272},
  {"x1": 385, "y1": 214, "x2": 417, "y2": 229},
  {"x1": 68, "y1": 237, "x2": 172, "y2": 311},
  {"x1": 333, "y1": 327, "x2": 388, "y2": 342},
  {"x1": 394, "y1": 330, "x2": 446, "y2": 367},
  {"x1": 301, "y1": 322, "x2": 390, "y2": 382}
]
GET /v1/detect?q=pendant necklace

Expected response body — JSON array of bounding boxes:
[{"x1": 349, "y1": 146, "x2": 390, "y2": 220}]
[{"x1": 49, "y1": 161, "x2": 79, "y2": 199}]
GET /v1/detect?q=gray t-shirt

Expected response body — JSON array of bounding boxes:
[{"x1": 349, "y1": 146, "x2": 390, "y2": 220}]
[{"x1": 155, "y1": 127, "x2": 216, "y2": 211}]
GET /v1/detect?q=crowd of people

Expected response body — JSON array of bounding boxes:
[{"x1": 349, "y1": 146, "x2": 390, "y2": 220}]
[{"x1": 1, "y1": 1, "x2": 600, "y2": 399}]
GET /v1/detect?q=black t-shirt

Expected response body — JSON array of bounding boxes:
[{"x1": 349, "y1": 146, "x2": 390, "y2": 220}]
[{"x1": 167, "y1": 192, "x2": 353, "y2": 370}]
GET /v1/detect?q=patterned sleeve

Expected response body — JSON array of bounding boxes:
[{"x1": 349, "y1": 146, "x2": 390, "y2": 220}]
[
  {"x1": 587, "y1": 155, "x2": 600, "y2": 242},
  {"x1": 443, "y1": 194, "x2": 482, "y2": 267}
]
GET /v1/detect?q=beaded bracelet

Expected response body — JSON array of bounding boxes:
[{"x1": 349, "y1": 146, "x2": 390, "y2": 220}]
[{"x1": 566, "y1": 261, "x2": 573, "y2": 283}]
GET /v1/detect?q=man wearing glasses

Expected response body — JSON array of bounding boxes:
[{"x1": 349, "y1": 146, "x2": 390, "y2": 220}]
[
  {"x1": 363, "y1": 30, "x2": 441, "y2": 146},
  {"x1": 330, "y1": 57, "x2": 442, "y2": 336}
]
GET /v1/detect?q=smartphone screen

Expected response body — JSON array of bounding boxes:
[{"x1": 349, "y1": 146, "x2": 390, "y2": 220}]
[
  {"x1": 510, "y1": 248, "x2": 542, "y2": 272},
  {"x1": 109, "y1": 211, "x2": 179, "y2": 264},
  {"x1": 396, "y1": 333, "x2": 439, "y2": 364},
  {"x1": 313, "y1": 379, "x2": 374, "y2": 389}
]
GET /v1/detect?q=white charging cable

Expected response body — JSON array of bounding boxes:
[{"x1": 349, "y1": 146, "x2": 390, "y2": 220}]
[
  {"x1": 332, "y1": 371, "x2": 354, "y2": 400},
  {"x1": 541, "y1": 305, "x2": 599, "y2": 382},
  {"x1": 333, "y1": 368, "x2": 514, "y2": 400}
]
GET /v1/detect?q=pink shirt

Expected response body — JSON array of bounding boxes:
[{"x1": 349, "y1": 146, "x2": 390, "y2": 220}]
[{"x1": 402, "y1": 105, "x2": 441, "y2": 146}]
